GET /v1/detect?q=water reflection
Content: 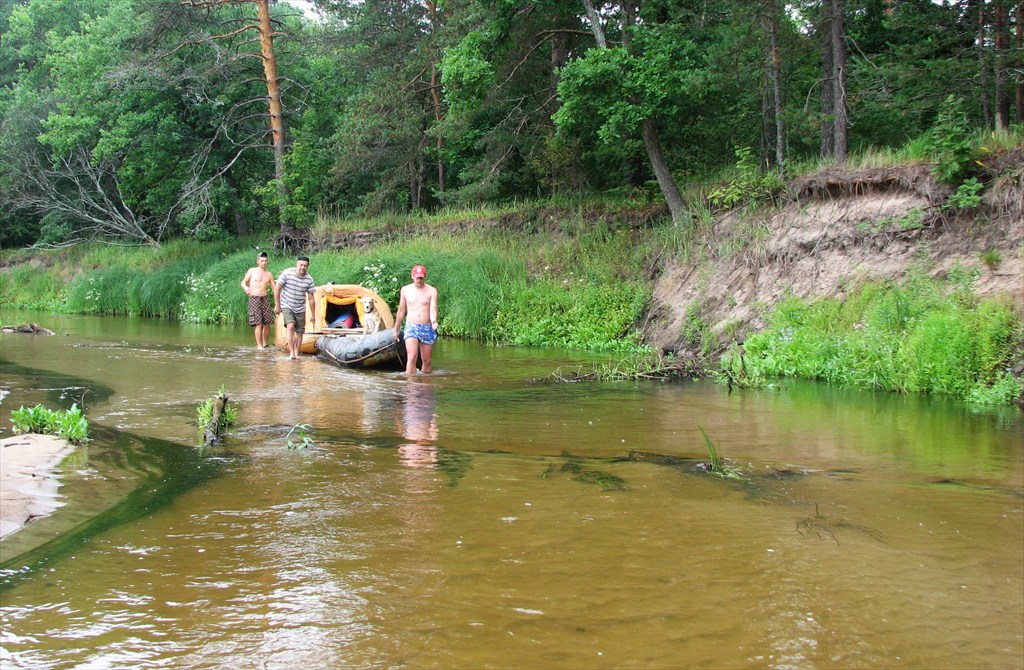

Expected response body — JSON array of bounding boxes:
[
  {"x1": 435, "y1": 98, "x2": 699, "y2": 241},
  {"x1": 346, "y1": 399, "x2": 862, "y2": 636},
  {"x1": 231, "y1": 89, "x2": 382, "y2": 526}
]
[
  {"x1": 397, "y1": 380, "x2": 439, "y2": 469},
  {"x1": 0, "y1": 314, "x2": 1021, "y2": 669}
]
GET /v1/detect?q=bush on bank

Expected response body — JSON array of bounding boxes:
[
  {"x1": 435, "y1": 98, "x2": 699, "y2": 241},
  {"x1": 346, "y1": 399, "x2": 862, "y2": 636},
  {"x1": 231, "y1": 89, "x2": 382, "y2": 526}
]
[{"x1": 721, "y1": 268, "x2": 1024, "y2": 406}]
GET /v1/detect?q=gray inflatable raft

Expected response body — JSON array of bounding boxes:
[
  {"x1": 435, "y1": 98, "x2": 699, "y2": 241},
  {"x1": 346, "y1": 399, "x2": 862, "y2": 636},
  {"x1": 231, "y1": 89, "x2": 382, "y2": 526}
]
[{"x1": 315, "y1": 330, "x2": 407, "y2": 370}]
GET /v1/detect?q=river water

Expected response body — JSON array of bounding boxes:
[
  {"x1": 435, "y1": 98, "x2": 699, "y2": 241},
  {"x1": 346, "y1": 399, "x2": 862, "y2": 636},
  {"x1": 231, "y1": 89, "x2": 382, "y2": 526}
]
[{"x1": 0, "y1": 313, "x2": 1021, "y2": 669}]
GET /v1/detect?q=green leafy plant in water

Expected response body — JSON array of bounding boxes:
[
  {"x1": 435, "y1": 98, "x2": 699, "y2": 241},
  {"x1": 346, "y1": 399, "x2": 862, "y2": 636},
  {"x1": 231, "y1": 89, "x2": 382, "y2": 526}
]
[
  {"x1": 286, "y1": 423, "x2": 315, "y2": 450},
  {"x1": 10, "y1": 403, "x2": 89, "y2": 445},
  {"x1": 196, "y1": 386, "x2": 238, "y2": 433},
  {"x1": 549, "y1": 452, "x2": 627, "y2": 491},
  {"x1": 11, "y1": 404, "x2": 55, "y2": 435},
  {"x1": 697, "y1": 426, "x2": 745, "y2": 480},
  {"x1": 52, "y1": 404, "x2": 89, "y2": 444}
]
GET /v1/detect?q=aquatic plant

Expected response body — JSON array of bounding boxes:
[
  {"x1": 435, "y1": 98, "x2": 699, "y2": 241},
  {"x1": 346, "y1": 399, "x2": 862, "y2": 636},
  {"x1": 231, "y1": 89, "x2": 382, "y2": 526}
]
[
  {"x1": 196, "y1": 387, "x2": 237, "y2": 441},
  {"x1": 697, "y1": 426, "x2": 744, "y2": 481},
  {"x1": 550, "y1": 353, "x2": 698, "y2": 382},
  {"x1": 546, "y1": 452, "x2": 627, "y2": 491},
  {"x1": 286, "y1": 423, "x2": 315, "y2": 450},
  {"x1": 10, "y1": 403, "x2": 89, "y2": 445}
]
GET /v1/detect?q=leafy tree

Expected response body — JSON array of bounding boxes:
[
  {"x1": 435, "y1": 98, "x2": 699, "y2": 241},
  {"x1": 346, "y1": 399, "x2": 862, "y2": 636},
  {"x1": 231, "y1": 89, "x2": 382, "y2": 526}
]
[
  {"x1": 180, "y1": 0, "x2": 299, "y2": 239},
  {"x1": 555, "y1": 2, "x2": 704, "y2": 225}
]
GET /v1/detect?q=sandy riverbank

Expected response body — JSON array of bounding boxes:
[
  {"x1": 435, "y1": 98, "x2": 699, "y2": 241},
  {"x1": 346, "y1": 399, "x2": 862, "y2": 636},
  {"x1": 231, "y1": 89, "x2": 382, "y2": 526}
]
[{"x1": 0, "y1": 434, "x2": 75, "y2": 540}]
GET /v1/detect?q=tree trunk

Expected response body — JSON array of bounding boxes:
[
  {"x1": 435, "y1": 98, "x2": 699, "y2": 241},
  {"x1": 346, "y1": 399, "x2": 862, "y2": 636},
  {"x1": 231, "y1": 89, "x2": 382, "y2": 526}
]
[
  {"x1": 761, "y1": 80, "x2": 772, "y2": 163},
  {"x1": 224, "y1": 172, "x2": 250, "y2": 236},
  {"x1": 582, "y1": 0, "x2": 608, "y2": 48},
  {"x1": 978, "y1": 0, "x2": 992, "y2": 127},
  {"x1": 255, "y1": 0, "x2": 291, "y2": 236},
  {"x1": 621, "y1": 0, "x2": 688, "y2": 225},
  {"x1": 765, "y1": 0, "x2": 786, "y2": 179},
  {"x1": 1017, "y1": 1, "x2": 1023, "y2": 124},
  {"x1": 423, "y1": 0, "x2": 448, "y2": 206},
  {"x1": 820, "y1": 5, "x2": 835, "y2": 158},
  {"x1": 830, "y1": 0, "x2": 848, "y2": 164},
  {"x1": 550, "y1": 29, "x2": 568, "y2": 105},
  {"x1": 429, "y1": 62, "x2": 446, "y2": 201},
  {"x1": 641, "y1": 119, "x2": 687, "y2": 226},
  {"x1": 994, "y1": 0, "x2": 1010, "y2": 130}
]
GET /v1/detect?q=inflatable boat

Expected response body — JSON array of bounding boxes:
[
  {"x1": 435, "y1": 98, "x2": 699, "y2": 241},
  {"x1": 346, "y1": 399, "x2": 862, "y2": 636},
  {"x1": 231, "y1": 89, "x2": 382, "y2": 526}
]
[
  {"x1": 274, "y1": 284, "x2": 399, "y2": 360},
  {"x1": 315, "y1": 328, "x2": 407, "y2": 370}
]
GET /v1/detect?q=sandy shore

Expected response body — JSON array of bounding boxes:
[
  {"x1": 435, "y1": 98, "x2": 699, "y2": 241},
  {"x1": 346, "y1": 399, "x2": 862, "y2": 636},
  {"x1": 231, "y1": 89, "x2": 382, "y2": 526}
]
[{"x1": 0, "y1": 434, "x2": 75, "y2": 540}]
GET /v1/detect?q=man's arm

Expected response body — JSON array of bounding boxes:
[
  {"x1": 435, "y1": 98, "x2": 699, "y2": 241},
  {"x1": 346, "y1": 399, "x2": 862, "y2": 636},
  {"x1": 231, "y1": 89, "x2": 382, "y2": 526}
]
[
  {"x1": 241, "y1": 269, "x2": 253, "y2": 295},
  {"x1": 393, "y1": 288, "x2": 407, "y2": 335},
  {"x1": 429, "y1": 289, "x2": 438, "y2": 330},
  {"x1": 273, "y1": 278, "x2": 283, "y2": 313},
  {"x1": 306, "y1": 289, "x2": 317, "y2": 324}
]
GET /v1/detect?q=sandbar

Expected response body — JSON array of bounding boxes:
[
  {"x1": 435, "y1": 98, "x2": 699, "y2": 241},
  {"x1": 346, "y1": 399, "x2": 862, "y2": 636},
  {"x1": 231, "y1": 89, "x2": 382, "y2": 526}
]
[{"x1": 0, "y1": 434, "x2": 75, "y2": 540}]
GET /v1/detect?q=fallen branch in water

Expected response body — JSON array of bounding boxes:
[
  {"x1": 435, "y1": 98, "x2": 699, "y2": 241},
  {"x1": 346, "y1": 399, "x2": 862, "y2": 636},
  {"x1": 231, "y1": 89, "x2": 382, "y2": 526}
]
[
  {"x1": 550, "y1": 353, "x2": 703, "y2": 383},
  {"x1": 1, "y1": 323, "x2": 55, "y2": 335},
  {"x1": 198, "y1": 388, "x2": 236, "y2": 447}
]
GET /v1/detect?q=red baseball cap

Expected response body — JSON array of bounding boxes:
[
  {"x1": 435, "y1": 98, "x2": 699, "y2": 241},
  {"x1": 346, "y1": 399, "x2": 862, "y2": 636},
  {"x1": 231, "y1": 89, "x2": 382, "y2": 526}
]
[{"x1": 411, "y1": 265, "x2": 427, "y2": 278}]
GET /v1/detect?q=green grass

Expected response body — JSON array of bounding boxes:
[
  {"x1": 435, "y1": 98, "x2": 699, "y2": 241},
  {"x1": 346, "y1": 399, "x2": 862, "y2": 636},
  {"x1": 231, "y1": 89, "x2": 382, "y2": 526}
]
[
  {"x1": 722, "y1": 270, "x2": 1023, "y2": 405},
  {"x1": 0, "y1": 264, "x2": 66, "y2": 311},
  {"x1": 782, "y1": 125, "x2": 1023, "y2": 178}
]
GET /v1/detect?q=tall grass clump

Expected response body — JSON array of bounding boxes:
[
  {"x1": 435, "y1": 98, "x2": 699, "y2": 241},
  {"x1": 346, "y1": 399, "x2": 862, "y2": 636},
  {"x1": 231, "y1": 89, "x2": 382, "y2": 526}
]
[
  {"x1": 491, "y1": 279, "x2": 649, "y2": 353},
  {"x1": 722, "y1": 271, "x2": 1023, "y2": 405},
  {"x1": 138, "y1": 256, "x2": 217, "y2": 318},
  {"x1": 178, "y1": 252, "x2": 255, "y2": 323},
  {"x1": 64, "y1": 266, "x2": 144, "y2": 315},
  {"x1": 0, "y1": 263, "x2": 65, "y2": 310}
]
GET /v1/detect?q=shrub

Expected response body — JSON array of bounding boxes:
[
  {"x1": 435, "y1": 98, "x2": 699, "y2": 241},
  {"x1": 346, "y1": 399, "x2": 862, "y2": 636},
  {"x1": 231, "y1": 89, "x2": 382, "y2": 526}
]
[
  {"x1": 727, "y1": 278, "x2": 1023, "y2": 405},
  {"x1": 708, "y1": 146, "x2": 784, "y2": 212},
  {"x1": 491, "y1": 279, "x2": 648, "y2": 353},
  {"x1": 65, "y1": 267, "x2": 142, "y2": 315},
  {"x1": 926, "y1": 95, "x2": 975, "y2": 185},
  {"x1": 10, "y1": 404, "x2": 89, "y2": 445}
]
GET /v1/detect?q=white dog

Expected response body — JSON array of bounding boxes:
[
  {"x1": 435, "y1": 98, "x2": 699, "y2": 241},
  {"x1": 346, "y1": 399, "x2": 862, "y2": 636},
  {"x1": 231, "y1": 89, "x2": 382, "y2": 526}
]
[{"x1": 360, "y1": 297, "x2": 383, "y2": 336}]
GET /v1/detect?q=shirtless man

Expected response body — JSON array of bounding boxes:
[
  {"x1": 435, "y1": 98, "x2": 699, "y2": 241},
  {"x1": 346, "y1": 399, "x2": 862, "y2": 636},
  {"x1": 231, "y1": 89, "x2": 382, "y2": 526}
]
[
  {"x1": 240, "y1": 251, "x2": 275, "y2": 349},
  {"x1": 393, "y1": 264, "x2": 439, "y2": 374}
]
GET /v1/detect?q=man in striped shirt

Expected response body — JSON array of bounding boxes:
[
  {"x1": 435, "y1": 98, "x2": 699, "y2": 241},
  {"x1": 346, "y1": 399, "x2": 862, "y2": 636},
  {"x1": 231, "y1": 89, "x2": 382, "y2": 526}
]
[{"x1": 273, "y1": 256, "x2": 317, "y2": 360}]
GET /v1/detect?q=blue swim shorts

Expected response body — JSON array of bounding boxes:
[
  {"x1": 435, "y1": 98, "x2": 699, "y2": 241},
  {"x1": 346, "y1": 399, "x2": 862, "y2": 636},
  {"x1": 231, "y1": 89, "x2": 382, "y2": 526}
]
[{"x1": 404, "y1": 322, "x2": 437, "y2": 345}]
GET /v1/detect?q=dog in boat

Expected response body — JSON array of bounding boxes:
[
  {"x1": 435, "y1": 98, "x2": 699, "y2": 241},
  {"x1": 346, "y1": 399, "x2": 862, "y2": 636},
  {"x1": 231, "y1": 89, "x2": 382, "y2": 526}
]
[{"x1": 360, "y1": 297, "x2": 383, "y2": 336}]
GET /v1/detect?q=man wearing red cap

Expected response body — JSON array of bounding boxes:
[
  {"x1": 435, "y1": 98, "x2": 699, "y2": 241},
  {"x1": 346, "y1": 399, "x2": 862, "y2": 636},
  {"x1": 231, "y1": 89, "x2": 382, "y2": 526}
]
[{"x1": 393, "y1": 264, "x2": 439, "y2": 374}]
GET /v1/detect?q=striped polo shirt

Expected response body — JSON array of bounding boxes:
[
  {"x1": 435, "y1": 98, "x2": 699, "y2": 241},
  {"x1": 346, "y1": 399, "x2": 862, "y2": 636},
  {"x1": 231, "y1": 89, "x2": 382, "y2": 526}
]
[{"x1": 276, "y1": 267, "x2": 316, "y2": 312}]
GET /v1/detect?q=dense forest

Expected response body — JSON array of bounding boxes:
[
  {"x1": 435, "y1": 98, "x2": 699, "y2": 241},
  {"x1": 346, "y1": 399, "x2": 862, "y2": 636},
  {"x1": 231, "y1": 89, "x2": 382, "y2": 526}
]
[{"x1": 1, "y1": 0, "x2": 1022, "y2": 248}]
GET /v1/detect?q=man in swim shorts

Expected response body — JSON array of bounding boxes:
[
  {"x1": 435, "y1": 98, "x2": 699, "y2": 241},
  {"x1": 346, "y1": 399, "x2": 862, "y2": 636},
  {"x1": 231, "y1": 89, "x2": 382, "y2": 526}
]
[
  {"x1": 393, "y1": 264, "x2": 439, "y2": 374},
  {"x1": 240, "y1": 251, "x2": 275, "y2": 349}
]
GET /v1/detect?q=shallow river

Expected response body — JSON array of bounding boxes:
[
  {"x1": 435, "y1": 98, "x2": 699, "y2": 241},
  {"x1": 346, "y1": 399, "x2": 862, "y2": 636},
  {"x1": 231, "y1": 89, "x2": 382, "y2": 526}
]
[{"x1": 1, "y1": 313, "x2": 1022, "y2": 669}]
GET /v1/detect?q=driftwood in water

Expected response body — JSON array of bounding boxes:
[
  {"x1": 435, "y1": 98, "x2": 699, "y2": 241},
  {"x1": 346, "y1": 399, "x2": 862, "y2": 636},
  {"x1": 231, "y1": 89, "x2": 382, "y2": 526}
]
[
  {"x1": 1, "y1": 323, "x2": 55, "y2": 335},
  {"x1": 202, "y1": 392, "x2": 230, "y2": 447}
]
